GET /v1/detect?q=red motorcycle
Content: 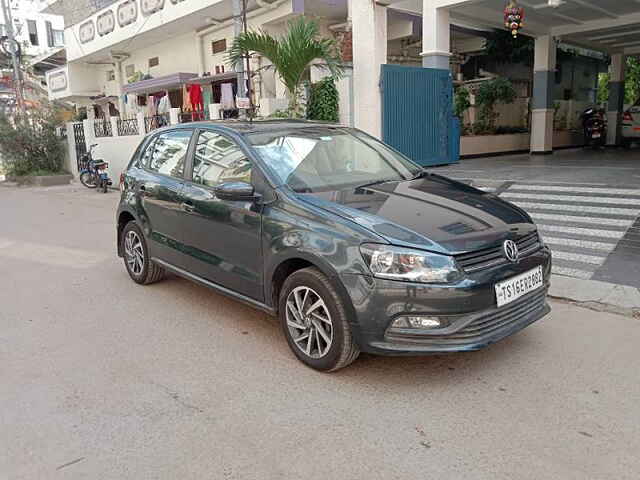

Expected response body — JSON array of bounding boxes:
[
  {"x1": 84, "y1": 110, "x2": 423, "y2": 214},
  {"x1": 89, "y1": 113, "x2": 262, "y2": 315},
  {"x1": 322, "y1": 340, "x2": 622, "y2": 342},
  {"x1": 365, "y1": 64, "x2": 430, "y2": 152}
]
[{"x1": 582, "y1": 107, "x2": 607, "y2": 148}]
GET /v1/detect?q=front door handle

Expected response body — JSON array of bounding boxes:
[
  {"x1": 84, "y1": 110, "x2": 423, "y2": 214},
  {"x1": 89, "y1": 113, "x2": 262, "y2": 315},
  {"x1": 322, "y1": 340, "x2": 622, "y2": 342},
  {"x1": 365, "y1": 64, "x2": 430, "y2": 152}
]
[{"x1": 181, "y1": 201, "x2": 195, "y2": 213}]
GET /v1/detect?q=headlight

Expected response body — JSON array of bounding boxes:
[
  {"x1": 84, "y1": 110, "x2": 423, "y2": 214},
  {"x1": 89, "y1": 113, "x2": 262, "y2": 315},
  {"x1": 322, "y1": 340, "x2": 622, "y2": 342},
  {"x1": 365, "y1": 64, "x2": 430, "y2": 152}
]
[{"x1": 360, "y1": 243, "x2": 462, "y2": 283}]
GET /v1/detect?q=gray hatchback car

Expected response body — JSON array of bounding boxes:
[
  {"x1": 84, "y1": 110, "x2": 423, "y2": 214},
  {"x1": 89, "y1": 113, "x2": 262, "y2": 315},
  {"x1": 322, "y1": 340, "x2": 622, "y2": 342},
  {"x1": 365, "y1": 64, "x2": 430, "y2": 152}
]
[{"x1": 117, "y1": 120, "x2": 551, "y2": 371}]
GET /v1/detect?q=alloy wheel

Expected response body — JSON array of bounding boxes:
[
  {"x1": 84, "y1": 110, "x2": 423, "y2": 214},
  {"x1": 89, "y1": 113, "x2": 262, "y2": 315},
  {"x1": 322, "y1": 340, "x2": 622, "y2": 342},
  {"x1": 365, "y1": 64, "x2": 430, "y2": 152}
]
[
  {"x1": 285, "y1": 286, "x2": 333, "y2": 359},
  {"x1": 124, "y1": 230, "x2": 145, "y2": 276}
]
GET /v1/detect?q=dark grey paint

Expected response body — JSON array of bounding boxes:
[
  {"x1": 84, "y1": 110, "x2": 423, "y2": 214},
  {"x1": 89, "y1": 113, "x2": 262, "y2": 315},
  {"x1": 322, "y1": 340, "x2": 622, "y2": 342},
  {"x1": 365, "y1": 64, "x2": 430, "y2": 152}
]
[{"x1": 117, "y1": 121, "x2": 551, "y2": 355}]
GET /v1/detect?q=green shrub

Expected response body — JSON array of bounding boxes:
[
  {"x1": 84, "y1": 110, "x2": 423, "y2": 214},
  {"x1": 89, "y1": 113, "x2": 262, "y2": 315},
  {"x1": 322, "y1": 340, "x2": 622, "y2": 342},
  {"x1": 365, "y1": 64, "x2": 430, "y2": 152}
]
[
  {"x1": 306, "y1": 77, "x2": 339, "y2": 122},
  {"x1": 0, "y1": 107, "x2": 66, "y2": 177},
  {"x1": 454, "y1": 86, "x2": 471, "y2": 119},
  {"x1": 475, "y1": 78, "x2": 517, "y2": 132}
]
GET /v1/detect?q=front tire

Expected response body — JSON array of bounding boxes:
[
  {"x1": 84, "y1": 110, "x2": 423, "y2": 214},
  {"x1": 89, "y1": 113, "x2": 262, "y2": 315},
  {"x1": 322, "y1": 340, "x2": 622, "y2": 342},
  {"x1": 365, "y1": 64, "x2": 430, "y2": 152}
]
[
  {"x1": 279, "y1": 267, "x2": 359, "y2": 372},
  {"x1": 121, "y1": 221, "x2": 165, "y2": 285}
]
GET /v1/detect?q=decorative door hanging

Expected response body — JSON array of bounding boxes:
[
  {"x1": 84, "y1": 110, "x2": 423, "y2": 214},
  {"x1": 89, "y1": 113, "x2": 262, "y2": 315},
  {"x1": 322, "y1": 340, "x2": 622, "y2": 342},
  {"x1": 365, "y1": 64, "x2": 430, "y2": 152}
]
[{"x1": 504, "y1": 1, "x2": 525, "y2": 38}]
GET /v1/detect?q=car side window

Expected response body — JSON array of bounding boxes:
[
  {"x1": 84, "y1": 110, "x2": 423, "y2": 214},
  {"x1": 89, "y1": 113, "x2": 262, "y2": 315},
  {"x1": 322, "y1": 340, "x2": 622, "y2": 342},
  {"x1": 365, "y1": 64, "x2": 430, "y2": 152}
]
[
  {"x1": 192, "y1": 130, "x2": 252, "y2": 188},
  {"x1": 138, "y1": 137, "x2": 156, "y2": 168},
  {"x1": 146, "y1": 130, "x2": 192, "y2": 179}
]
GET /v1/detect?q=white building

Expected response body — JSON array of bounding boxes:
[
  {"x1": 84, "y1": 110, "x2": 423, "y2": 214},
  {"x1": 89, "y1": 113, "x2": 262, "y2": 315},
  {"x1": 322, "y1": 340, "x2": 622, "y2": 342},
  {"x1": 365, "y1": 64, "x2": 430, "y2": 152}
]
[
  {"x1": 1, "y1": 0, "x2": 64, "y2": 112},
  {"x1": 2, "y1": 0, "x2": 64, "y2": 57},
  {"x1": 47, "y1": 0, "x2": 640, "y2": 181}
]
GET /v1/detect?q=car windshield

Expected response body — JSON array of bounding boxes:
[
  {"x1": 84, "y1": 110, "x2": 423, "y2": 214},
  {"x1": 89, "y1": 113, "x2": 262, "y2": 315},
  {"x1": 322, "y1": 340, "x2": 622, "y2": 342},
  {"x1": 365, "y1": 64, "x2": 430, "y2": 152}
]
[{"x1": 247, "y1": 126, "x2": 422, "y2": 193}]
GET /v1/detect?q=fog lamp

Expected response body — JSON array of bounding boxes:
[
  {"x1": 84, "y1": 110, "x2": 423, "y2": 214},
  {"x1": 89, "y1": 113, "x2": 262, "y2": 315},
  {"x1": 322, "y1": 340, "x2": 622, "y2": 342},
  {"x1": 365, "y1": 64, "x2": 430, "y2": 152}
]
[{"x1": 390, "y1": 315, "x2": 449, "y2": 330}]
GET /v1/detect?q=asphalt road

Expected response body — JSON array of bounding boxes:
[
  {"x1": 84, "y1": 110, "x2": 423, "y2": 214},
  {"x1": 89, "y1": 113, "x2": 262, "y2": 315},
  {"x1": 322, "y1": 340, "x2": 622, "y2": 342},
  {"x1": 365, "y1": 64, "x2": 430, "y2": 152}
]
[{"x1": 1, "y1": 184, "x2": 639, "y2": 479}]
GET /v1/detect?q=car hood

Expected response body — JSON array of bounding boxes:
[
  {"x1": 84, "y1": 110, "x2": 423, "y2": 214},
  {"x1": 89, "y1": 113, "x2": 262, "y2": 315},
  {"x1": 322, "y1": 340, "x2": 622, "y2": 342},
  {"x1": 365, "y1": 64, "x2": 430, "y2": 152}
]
[{"x1": 296, "y1": 174, "x2": 535, "y2": 255}]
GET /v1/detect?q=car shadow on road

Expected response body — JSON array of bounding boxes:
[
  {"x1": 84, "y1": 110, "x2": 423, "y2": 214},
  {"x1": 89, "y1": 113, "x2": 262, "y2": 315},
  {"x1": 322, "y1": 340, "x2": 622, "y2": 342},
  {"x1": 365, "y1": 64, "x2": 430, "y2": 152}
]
[{"x1": 152, "y1": 271, "x2": 545, "y2": 390}]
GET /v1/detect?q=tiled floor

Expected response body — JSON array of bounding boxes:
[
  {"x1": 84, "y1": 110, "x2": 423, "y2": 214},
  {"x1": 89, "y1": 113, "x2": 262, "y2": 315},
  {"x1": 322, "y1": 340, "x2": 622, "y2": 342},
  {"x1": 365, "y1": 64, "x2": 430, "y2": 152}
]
[{"x1": 431, "y1": 149, "x2": 640, "y2": 288}]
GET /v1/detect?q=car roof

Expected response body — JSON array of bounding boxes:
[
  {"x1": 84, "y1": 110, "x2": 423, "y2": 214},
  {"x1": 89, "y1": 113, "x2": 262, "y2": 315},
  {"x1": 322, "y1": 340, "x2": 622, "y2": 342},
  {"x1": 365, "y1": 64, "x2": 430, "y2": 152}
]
[{"x1": 148, "y1": 119, "x2": 345, "y2": 137}]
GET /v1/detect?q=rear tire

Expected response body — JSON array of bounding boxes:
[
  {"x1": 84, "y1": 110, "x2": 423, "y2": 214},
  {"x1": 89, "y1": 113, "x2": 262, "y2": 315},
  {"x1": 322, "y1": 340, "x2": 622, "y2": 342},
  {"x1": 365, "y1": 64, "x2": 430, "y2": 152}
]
[
  {"x1": 121, "y1": 221, "x2": 165, "y2": 285},
  {"x1": 278, "y1": 267, "x2": 360, "y2": 372},
  {"x1": 80, "y1": 171, "x2": 97, "y2": 188}
]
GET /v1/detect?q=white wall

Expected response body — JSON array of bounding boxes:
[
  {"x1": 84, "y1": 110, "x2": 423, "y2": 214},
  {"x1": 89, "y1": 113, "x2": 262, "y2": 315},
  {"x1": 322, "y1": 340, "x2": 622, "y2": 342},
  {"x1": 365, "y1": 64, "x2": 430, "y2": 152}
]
[
  {"x1": 119, "y1": 31, "x2": 200, "y2": 81},
  {"x1": 93, "y1": 135, "x2": 144, "y2": 181}
]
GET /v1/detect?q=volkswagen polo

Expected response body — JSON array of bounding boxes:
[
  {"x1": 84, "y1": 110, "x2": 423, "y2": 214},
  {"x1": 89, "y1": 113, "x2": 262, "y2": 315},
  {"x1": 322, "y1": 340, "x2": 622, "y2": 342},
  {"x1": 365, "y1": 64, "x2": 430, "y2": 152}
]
[{"x1": 117, "y1": 121, "x2": 551, "y2": 371}]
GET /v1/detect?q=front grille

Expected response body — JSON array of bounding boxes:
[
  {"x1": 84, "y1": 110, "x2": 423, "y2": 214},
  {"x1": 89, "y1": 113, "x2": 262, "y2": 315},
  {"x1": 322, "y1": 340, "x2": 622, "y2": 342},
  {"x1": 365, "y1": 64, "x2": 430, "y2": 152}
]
[
  {"x1": 455, "y1": 231, "x2": 542, "y2": 273},
  {"x1": 447, "y1": 289, "x2": 547, "y2": 341}
]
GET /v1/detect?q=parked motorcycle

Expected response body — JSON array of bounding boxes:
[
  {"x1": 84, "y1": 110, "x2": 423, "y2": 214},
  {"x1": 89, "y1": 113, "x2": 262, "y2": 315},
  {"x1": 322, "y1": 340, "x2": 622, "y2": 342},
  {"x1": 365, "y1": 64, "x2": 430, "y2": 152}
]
[
  {"x1": 79, "y1": 144, "x2": 112, "y2": 193},
  {"x1": 581, "y1": 107, "x2": 607, "y2": 148}
]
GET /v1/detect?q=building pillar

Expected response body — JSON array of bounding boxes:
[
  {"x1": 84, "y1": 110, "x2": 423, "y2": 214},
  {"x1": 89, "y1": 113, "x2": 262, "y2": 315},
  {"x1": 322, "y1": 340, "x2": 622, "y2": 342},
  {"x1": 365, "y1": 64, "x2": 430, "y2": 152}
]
[
  {"x1": 113, "y1": 61, "x2": 126, "y2": 116},
  {"x1": 136, "y1": 112, "x2": 146, "y2": 135},
  {"x1": 351, "y1": 0, "x2": 387, "y2": 138},
  {"x1": 530, "y1": 35, "x2": 556, "y2": 155},
  {"x1": 607, "y1": 53, "x2": 625, "y2": 146},
  {"x1": 110, "y1": 116, "x2": 119, "y2": 137},
  {"x1": 421, "y1": 0, "x2": 450, "y2": 70}
]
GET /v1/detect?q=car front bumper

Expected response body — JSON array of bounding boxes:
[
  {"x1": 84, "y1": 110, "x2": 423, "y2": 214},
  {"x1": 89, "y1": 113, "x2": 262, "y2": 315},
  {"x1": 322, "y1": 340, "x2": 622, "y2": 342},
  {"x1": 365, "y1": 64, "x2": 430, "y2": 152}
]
[{"x1": 340, "y1": 247, "x2": 552, "y2": 355}]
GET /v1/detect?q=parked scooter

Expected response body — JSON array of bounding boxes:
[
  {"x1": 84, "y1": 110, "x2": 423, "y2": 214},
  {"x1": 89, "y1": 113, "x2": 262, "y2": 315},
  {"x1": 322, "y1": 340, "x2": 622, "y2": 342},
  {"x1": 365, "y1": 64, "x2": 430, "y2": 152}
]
[
  {"x1": 581, "y1": 107, "x2": 607, "y2": 148},
  {"x1": 79, "y1": 144, "x2": 112, "y2": 193}
]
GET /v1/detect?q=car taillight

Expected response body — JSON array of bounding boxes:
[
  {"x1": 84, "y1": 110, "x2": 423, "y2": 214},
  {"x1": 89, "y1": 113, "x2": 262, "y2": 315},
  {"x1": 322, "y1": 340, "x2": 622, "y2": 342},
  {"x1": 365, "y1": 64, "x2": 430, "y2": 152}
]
[
  {"x1": 623, "y1": 111, "x2": 634, "y2": 123},
  {"x1": 119, "y1": 173, "x2": 125, "y2": 191}
]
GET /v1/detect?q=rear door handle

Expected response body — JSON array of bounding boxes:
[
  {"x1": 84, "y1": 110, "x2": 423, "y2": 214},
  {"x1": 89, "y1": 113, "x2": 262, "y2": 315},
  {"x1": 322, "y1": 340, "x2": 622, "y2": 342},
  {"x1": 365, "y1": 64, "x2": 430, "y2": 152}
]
[{"x1": 181, "y1": 201, "x2": 195, "y2": 213}]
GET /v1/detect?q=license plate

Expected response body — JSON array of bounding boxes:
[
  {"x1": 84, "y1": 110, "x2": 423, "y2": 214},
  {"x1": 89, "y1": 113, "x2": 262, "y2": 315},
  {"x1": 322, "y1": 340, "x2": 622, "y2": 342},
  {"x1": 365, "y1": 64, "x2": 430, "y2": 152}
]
[
  {"x1": 495, "y1": 266, "x2": 544, "y2": 308},
  {"x1": 592, "y1": 133, "x2": 601, "y2": 138}
]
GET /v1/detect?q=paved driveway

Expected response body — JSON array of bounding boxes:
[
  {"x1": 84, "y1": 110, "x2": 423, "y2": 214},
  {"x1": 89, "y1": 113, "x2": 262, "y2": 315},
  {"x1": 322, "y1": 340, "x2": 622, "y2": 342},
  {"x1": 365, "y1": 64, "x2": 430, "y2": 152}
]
[
  {"x1": 432, "y1": 148, "x2": 640, "y2": 287},
  {"x1": 1, "y1": 184, "x2": 639, "y2": 479}
]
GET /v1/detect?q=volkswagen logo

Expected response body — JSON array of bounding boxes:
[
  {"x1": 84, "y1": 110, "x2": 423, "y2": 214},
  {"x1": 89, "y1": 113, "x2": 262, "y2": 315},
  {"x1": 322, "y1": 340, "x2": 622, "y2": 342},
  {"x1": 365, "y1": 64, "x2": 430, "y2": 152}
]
[{"x1": 503, "y1": 240, "x2": 519, "y2": 263}]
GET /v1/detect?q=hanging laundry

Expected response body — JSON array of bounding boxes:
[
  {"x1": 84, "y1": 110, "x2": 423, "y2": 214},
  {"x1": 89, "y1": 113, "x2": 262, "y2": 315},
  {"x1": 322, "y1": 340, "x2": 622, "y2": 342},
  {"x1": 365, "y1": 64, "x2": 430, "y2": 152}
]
[
  {"x1": 182, "y1": 84, "x2": 192, "y2": 112},
  {"x1": 157, "y1": 94, "x2": 172, "y2": 114},
  {"x1": 189, "y1": 83, "x2": 203, "y2": 113},
  {"x1": 148, "y1": 95, "x2": 157, "y2": 116},
  {"x1": 220, "y1": 83, "x2": 235, "y2": 110}
]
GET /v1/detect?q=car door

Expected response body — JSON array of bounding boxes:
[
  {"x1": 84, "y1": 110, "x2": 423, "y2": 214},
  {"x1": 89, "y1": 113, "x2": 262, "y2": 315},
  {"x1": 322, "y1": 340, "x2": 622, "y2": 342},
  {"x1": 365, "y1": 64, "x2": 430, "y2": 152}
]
[
  {"x1": 137, "y1": 128, "x2": 195, "y2": 267},
  {"x1": 179, "y1": 129, "x2": 263, "y2": 301}
]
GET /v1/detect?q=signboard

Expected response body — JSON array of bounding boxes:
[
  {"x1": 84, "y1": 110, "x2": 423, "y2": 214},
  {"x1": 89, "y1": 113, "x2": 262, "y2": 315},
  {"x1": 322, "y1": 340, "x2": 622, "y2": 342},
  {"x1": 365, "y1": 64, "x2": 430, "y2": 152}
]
[{"x1": 236, "y1": 96, "x2": 251, "y2": 109}]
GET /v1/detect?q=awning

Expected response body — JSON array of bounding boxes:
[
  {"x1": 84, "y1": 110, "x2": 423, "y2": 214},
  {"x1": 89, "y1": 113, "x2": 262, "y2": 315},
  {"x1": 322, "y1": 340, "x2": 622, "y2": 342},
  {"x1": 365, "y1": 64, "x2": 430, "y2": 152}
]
[
  {"x1": 122, "y1": 72, "x2": 198, "y2": 95},
  {"x1": 186, "y1": 71, "x2": 238, "y2": 84}
]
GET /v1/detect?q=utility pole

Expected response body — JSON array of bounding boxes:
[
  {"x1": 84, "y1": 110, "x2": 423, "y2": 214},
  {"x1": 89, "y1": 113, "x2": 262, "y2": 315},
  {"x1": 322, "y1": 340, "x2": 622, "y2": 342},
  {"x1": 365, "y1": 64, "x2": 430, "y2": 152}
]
[
  {"x1": 241, "y1": 0, "x2": 254, "y2": 118},
  {"x1": 232, "y1": 0, "x2": 246, "y2": 119},
  {"x1": 0, "y1": 0, "x2": 24, "y2": 112}
]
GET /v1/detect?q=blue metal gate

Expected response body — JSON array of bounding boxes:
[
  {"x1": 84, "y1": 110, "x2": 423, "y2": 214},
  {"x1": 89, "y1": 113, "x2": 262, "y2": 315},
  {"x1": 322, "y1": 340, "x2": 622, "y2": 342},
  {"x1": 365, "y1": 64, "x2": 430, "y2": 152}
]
[{"x1": 381, "y1": 64, "x2": 459, "y2": 166}]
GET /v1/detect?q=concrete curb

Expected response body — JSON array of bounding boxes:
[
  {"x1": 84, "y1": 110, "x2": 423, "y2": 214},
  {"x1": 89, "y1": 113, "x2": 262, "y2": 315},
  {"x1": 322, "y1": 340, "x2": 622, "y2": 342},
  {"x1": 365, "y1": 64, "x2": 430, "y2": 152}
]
[
  {"x1": 549, "y1": 274, "x2": 640, "y2": 318},
  {"x1": 9, "y1": 174, "x2": 73, "y2": 187}
]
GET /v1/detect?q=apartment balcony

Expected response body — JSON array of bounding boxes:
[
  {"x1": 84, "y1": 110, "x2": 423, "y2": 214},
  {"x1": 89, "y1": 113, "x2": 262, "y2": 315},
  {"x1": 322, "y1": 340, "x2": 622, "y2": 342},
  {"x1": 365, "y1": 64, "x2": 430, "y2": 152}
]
[
  {"x1": 65, "y1": 0, "x2": 232, "y2": 63},
  {"x1": 46, "y1": 64, "x2": 102, "y2": 101}
]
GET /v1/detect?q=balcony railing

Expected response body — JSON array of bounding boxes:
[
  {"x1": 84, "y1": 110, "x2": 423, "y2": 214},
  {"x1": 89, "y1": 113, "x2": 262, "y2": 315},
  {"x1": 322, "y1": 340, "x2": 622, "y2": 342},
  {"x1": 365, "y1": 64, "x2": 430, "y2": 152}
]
[
  {"x1": 144, "y1": 114, "x2": 169, "y2": 133},
  {"x1": 117, "y1": 118, "x2": 140, "y2": 136},
  {"x1": 94, "y1": 119, "x2": 113, "y2": 138}
]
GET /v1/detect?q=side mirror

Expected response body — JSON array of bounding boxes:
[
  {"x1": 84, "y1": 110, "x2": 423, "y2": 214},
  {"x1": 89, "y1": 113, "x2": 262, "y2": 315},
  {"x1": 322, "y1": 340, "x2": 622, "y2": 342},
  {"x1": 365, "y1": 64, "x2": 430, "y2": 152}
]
[{"x1": 214, "y1": 181, "x2": 260, "y2": 201}]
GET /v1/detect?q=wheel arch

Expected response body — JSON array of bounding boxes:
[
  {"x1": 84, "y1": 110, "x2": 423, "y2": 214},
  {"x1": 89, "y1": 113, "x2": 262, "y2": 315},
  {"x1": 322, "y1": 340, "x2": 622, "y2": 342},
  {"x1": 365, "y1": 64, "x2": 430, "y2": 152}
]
[
  {"x1": 267, "y1": 253, "x2": 357, "y2": 323},
  {"x1": 116, "y1": 209, "x2": 136, "y2": 257}
]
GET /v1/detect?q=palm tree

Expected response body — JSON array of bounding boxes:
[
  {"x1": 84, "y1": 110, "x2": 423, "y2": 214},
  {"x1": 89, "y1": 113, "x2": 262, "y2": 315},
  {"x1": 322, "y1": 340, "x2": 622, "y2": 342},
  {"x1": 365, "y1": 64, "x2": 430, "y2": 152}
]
[{"x1": 227, "y1": 16, "x2": 343, "y2": 117}]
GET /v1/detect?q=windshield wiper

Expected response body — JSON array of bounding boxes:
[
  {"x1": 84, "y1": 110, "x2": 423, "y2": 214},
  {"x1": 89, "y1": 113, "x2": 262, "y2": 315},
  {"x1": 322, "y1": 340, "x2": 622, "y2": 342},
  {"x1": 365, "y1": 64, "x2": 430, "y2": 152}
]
[
  {"x1": 355, "y1": 179, "x2": 396, "y2": 190},
  {"x1": 411, "y1": 169, "x2": 429, "y2": 180}
]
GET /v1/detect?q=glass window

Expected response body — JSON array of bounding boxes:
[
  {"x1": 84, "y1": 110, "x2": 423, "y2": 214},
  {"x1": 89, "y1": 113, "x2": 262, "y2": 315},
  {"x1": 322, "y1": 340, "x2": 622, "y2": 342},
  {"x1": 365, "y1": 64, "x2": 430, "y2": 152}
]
[
  {"x1": 248, "y1": 127, "x2": 421, "y2": 193},
  {"x1": 53, "y1": 29, "x2": 64, "y2": 47},
  {"x1": 146, "y1": 130, "x2": 191, "y2": 178},
  {"x1": 192, "y1": 131, "x2": 252, "y2": 188},
  {"x1": 27, "y1": 20, "x2": 39, "y2": 46}
]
